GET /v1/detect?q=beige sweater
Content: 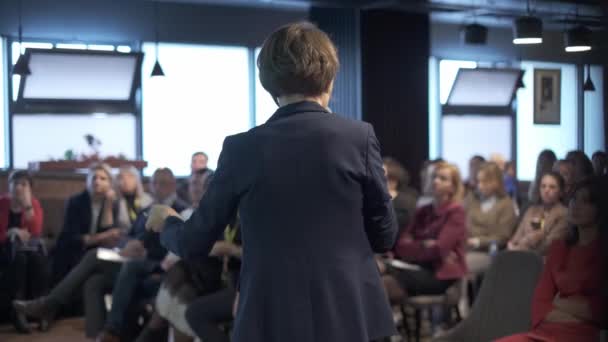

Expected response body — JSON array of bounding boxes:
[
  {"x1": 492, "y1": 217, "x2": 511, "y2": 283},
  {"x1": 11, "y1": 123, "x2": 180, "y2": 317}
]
[
  {"x1": 465, "y1": 193, "x2": 518, "y2": 249},
  {"x1": 509, "y1": 203, "x2": 568, "y2": 255}
]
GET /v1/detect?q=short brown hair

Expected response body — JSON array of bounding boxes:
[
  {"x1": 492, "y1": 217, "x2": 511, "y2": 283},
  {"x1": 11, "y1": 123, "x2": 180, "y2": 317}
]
[
  {"x1": 383, "y1": 157, "x2": 409, "y2": 189},
  {"x1": 257, "y1": 22, "x2": 339, "y2": 98}
]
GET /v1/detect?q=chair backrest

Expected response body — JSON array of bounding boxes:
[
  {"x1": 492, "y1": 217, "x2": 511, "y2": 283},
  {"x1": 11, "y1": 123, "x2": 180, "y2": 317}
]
[{"x1": 434, "y1": 251, "x2": 543, "y2": 342}]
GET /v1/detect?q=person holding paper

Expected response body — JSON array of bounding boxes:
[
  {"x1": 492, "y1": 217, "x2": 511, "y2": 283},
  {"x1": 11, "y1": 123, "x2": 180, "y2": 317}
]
[{"x1": 380, "y1": 162, "x2": 468, "y2": 304}]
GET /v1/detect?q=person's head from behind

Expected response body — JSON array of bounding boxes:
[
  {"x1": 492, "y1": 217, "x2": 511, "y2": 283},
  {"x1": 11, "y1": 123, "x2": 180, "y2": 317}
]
[
  {"x1": 535, "y1": 149, "x2": 557, "y2": 180},
  {"x1": 476, "y1": 162, "x2": 506, "y2": 198},
  {"x1": 189, "y1": 168, "x2": 214, "y2": 208},
  {"x1": 257, "y1": 22, "x2": 339, "y2": 108},
  {"x1": 117, "y1": 166, "x2": 142, "y2": 197},
  {"x1": 8, "y1": 170, "x2": 33, "y2": 200},
  {"x1": 432, "y1": 162, "x2": 463, "y2": 204},
  {"x1": 383, "y1": 157, "x2": 408, "y2": 192},
  {"x1": 567, "y1": 176, "x2": 608, "y2": 244},
  {"x1": 553, "y1": 159, "x2": 574, "y2": 187},
  {"x1": 87, "y1": 163, "x2": 113, "y2": 197},
  {"x1": 592, "y1": 151, "x2": 608, "y2": 176},
  {"x1": 468, "y1": 155, "x2": 485, "y2": 183},
  {"x1": 565, "y1": 150, "x2": 594, "y2": 183},
  {"x1": 190, "y1": 152, "x2": 208, "y2": 174},
  {"x1": 538, "y1": 171, "x2": 564, "y2": 207},
  {"x1": 151, "y1": 168, "x2": 177, "y2": 202}
]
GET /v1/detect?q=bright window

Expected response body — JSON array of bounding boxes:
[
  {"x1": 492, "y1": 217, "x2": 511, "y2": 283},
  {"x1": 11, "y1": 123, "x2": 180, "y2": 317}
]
[
  {"x1": 142, "y1": 43, "x2": 251, "y2": 176},
  {"x1": 254, "y1": 47, "x2": 278, "y2": 126},
  {"x1": 439, "y1": 59, "x2": 477, "y2": 105},
  {"x1": 11, "y1": 114, "x2": 136, "y2": 168}
]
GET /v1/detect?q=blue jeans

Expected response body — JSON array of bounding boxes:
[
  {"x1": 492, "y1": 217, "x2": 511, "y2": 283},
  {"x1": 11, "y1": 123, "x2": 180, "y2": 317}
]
[{"x1": 104, "y1": 259, "x2": 162, "y2": 334}]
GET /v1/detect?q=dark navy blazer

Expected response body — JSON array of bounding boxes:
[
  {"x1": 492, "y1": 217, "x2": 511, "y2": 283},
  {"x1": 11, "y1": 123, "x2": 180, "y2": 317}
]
[{"x1": 161, "y1": 101, "x2": 398, "y2": 342}]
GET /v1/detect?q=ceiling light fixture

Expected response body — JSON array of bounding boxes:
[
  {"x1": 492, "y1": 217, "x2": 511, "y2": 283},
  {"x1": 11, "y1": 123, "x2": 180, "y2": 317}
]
[
  {"x1": 565, "y1": 25, "x2": 592, "y2": 52},
  {"x1": 513, "y1": 0, "x2": 543, "y2": 45},
  {"x1": 463, "y1": 23, "x2": 488, "y2": 45},
  {"x1": 12, "y1": 0, "x2": 31, "y2": 76},
  {"x1": 150, "y1": 0, "x2": 165, "y2": 77}
]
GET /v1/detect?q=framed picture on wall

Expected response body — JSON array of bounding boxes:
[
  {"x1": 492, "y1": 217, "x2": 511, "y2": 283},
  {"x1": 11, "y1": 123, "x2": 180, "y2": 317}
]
[{"x1": 534, "y1": 68, "x2": 561, "y2": 125}]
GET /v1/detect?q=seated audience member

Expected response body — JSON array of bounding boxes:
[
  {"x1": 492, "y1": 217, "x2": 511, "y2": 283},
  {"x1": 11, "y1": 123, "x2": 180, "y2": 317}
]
[
  {"x1": 52, "y1": 163, "x2": 123, "y2": 284},
  {"x1": 508, "y1": 171, "x2": 568, "y2": 255},
  {"x1": 177, "y1": 152, "x2": 209, "y2": 205},
  {"x1": 0, "y1": 170, "x2": 47, "y2": 333},
  {"x1": 529, "y1": 150, "x2": 557, "y2": 205},
  {"x1": 185, "y1": 218, "x2": 242, "y2": 342},
  {"x1": 14, "y1": 168, "x2": 180, "y2": 338},
  {"x1": 465, "y1": 155, "x2": 485, "y2": 196},
  {"x1": 380, "y1": 162, "x2": 467, "y2": 304},
  {"x1": 553, "y1": 159, "x2": 575, "y2": 202},
  {"x1": 116, "y1": 166, "x2": 154, "y2": 228},
  {"x1": 565, "y1": 150, "x2": 594, "y2": 185},
  {"x1": 383, "y1": 157, "x2": 418, "y2": 232},
  {"x1": 186, "y1": 218, "x2": 243, "y2": 342},
  {"x1": 128, "y1": 168, "x2": 218, "y2": 342},
  {"x1": 496, "y1": 177, "x2": 607, "y2": 342},
  {"x1": 465, "y1": 162, "x2": 517, "y2": 274},
  {"x1": 88, "y1": 168, "x2": 188, "y2": 340},
  {"x1": 591, "y1": 151, "x2": 607, "y2": 176}
]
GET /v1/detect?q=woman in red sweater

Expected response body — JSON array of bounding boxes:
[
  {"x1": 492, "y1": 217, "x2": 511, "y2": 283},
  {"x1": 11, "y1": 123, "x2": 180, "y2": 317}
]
[
  {"x1": 496, "y1": 176, "x2": 607, "y2": 342},
  {"x1": 381, "y1": 161, "x2": 468, "y2": 303},
  {"x1": 0, "y1": 170, "x2": 46, "y2": 333}
]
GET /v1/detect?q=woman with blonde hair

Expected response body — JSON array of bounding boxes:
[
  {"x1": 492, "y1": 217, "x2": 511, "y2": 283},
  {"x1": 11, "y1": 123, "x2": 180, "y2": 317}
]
[
  {"x1": 116, "y1": 166, "x2": 153, "y2": 229},
  {"x1": 381, "y1": 161, "x2": 467, "y2": 303},
  {"x1": 465, "y1": 162, "x2": 518, "y2": 274}
]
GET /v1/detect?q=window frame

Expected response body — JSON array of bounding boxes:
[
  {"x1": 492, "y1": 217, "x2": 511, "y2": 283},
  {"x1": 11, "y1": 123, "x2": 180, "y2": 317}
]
[{"x1": 12, "y1": 48, "x2": 143, "y2": 114}]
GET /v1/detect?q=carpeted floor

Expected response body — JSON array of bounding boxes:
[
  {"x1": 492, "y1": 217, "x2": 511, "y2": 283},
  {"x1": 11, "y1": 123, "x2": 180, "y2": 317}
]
[{"x1": 0, "y1": 318, "x2": 89, "y2": 342}]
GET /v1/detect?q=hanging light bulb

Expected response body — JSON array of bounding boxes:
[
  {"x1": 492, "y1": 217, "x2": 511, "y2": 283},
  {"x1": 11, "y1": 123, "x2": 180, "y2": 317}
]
[
  {"x1": 150, "y1": 0, "x2": 164, "y2": 77},
  {"x1": 583, "y1": 64, "x2": 595, "y2": 92},
  {"x1": 12, "y1": 0, "x2": 31, "y2": 76}
]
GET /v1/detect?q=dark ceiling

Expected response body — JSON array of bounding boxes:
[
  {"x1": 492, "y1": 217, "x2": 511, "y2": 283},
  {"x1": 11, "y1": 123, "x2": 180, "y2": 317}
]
[{"x1": 155, "y1": 0, "x2": 607, "y2": 28}]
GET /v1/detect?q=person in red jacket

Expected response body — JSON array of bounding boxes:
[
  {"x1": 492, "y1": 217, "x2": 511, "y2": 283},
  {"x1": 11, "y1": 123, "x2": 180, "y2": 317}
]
[
  {"x1": 0, "y1": 170, "x2": 47, "y2": 333},
  {"x1": 495, "y1": 176, "x2": 607, "y2": 342},
  {"x1": 380, "y1": 161, "x2": 468, "y2": 303}
]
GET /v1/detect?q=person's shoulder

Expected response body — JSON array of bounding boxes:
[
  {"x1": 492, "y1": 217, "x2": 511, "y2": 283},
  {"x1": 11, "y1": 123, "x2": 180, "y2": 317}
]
[{"x1": 69, "y1": 190, "x2": 90, "y2": 204}]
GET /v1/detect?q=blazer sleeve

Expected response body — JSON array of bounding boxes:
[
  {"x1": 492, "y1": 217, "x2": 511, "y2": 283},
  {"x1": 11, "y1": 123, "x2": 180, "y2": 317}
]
[
  {"x1": 23, "y1": 197, "x2": 44, "y2": 238},
  {"x1": 531, "y1": 241, "x2": 560, "y2": 327},
  {"x1": 396, "y1": 207, "x2": 466, "y2": 262},
  {"x1": 537, "y1": 211, "x2": 568, "y2": 255},
  {"x1": 478, "y1": 198, "x2": 517, "y2": 248},
  {"x1": 361, "y1": 124, "x2": 398, "y2": 253},
  {"x1": 161, "y1": 136, "x2": 241, "y2": 260},
  {"x1": 509, "y1": 207, "x2": 531, "y2": 246},
  {"x1": 58, "y1": 196, "x2": 86, "y2": 251}
]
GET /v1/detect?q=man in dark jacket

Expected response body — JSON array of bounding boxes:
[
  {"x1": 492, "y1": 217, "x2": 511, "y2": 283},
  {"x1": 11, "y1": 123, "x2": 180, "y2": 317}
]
[{"x1": 147, "y1": 22, "x2": 397, "y2": 342}]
